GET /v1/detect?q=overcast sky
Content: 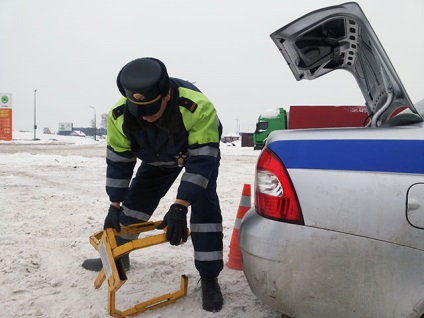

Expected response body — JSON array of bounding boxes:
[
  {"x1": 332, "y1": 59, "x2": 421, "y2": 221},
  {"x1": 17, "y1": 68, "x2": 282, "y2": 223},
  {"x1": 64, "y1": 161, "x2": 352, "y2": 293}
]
[{"x1": 1, "y1": 0, "x2": 423, "y2": 134}]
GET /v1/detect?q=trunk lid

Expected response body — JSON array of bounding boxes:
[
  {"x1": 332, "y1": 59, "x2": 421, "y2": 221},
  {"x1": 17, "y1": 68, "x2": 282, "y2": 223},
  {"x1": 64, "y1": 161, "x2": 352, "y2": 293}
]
[{"x1": 270, "y1": 2, "x2": 421, "y2": 126}]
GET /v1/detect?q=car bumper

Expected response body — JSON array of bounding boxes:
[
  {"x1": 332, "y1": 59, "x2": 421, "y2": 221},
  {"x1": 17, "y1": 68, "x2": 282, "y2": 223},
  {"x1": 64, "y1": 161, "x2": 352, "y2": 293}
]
[{"x1": 239, "y1": 209, "x2": 424, "y2": 318}]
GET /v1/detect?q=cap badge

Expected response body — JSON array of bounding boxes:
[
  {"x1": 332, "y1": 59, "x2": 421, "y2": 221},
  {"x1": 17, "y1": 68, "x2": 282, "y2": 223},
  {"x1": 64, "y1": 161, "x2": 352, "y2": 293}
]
[{"x1": 133, "y1": 93, "x2": 145, "y2": 101}]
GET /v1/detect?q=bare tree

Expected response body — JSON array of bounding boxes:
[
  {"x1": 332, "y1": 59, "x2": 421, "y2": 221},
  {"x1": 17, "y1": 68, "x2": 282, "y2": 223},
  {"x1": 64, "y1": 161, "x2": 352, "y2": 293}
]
[{"x1": 100, "y1": 113, "x2": 108, "y2": 129}]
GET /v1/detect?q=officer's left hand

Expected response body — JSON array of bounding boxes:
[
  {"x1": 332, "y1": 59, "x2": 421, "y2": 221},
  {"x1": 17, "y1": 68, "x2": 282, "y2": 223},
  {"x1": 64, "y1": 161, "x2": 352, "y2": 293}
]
[
  {"x1": 104, "y1": 205, "x2": 122, "y2": 232},
  {"x1": 156, "y1": 204, "x2": 188, "y2": 246}
]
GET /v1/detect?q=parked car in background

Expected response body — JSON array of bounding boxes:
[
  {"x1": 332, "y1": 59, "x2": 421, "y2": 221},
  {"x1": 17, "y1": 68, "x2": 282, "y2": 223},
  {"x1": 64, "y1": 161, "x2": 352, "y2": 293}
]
[{"x1": 239, "y1": 2, "x2": 424, "y2": 318}]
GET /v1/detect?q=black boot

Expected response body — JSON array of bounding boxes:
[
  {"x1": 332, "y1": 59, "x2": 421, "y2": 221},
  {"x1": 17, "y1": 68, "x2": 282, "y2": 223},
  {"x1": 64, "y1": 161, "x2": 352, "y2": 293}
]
[
  {"x1": 82, "y1": 237, "x2": 130, "y2": 272},
  {"x1": 81, "y1": 253, "x2": 130, "y2": 272},
  {"x1": 201, "y1": 277, "x2": 223, "y2": 312}
]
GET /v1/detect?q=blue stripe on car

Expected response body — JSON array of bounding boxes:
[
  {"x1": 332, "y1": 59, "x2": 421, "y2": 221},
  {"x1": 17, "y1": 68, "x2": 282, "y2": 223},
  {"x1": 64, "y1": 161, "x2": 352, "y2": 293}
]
[{"x1": 268, "y1": 139, "x2": 424, "y2": 174}]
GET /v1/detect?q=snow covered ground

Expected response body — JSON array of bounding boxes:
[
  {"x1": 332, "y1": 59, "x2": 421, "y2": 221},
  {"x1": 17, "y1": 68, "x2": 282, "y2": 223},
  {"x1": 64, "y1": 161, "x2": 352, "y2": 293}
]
[{"x1": 0, "y1": 131, "x2": 282, "y2": 318}]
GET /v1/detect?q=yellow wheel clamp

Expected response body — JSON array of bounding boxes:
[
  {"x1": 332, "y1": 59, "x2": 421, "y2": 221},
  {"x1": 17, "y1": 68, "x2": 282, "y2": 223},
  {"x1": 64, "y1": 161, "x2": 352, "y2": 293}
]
[{"x1": 88, "y1": 221, "x2": 190, "y2": 317}]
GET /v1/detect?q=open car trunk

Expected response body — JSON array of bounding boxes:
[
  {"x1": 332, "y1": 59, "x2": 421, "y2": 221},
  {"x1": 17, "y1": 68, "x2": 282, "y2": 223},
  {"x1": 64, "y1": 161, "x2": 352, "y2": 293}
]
[{"x1": 270, "y1": 2, "x2": 422, "y2": 126}]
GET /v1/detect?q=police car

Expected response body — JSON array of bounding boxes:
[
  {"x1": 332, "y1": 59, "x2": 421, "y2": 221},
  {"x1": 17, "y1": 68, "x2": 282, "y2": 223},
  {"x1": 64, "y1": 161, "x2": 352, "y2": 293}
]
[{"x1": 239, "y1": 2, "x2": 424, "y2": 317}]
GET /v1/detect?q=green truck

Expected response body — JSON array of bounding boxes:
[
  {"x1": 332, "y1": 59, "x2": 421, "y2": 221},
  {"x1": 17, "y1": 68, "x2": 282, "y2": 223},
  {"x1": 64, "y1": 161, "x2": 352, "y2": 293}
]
[{"x1": 253, "y1": 107, "x2": 287, "y2": 150}]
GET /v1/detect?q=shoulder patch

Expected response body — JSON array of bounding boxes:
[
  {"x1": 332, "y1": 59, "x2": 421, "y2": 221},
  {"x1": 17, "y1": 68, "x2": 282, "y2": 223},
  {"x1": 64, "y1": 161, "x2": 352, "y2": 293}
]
[
  {"x1": 179, "y1": 97, "x2": 198, "y2": 113},
  {"x1": 112, "y1": 104, "x2": 125, "y2": 120}
]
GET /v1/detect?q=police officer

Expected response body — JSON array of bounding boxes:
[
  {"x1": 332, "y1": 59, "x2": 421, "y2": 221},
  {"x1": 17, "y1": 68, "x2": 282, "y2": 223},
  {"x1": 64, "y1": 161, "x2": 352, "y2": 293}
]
[{"x1": 82, "y1": 57, "x2": 224, "y2": 312}]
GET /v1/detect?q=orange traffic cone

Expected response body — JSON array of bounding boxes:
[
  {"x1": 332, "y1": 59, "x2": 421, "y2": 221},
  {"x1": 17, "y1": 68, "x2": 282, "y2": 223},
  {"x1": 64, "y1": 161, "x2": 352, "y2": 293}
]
[{"x1": 226, "y1": 183, "x2": 251, "y2": 270}]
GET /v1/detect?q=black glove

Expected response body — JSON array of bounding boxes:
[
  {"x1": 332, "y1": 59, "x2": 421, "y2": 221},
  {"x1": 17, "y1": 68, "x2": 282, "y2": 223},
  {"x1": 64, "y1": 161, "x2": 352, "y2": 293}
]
[
  {"x1": 104, "y1": 205, "x2": 122, "y2": 232},
  {"x1": 156, "y1": 204, "x2": 188, "y2": 246}
]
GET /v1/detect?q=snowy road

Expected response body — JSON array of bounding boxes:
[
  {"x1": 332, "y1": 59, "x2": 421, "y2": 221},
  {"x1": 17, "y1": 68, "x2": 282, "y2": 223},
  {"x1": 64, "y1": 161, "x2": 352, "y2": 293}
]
[{"x1": 0, "y1": 134, "x2": 282, "y2": 318}]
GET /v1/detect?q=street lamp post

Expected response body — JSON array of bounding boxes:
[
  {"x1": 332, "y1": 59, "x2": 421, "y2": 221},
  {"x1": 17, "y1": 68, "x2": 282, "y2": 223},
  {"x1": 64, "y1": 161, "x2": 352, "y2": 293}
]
[
  {"x1": 234, "y1": 118, "x2": 240, "y2": 135},
  {"x1": 89, "y1": 106, "x2": 97, "y2": 141},
  {"x1": 33, "y1": 89, "x2": 37, "y2": 140}
]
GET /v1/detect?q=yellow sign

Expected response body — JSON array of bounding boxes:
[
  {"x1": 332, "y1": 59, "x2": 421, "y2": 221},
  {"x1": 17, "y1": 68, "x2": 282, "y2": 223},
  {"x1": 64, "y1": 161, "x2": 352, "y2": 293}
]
[{"x1": 0, "y1": 109, "x2": 12, "y2": 141}]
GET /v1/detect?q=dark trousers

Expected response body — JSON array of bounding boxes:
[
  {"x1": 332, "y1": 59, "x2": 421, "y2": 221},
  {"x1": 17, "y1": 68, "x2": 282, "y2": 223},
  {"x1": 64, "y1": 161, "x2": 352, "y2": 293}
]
[{"x1": 120, "y1": 163, "x2": 223, "y2": 278}]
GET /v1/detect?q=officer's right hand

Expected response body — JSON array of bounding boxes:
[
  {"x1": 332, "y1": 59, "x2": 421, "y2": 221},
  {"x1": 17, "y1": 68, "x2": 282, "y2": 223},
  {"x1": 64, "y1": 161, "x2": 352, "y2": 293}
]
[{"x1": 104, "y1": 205, "x2": 122, "y2": 232}]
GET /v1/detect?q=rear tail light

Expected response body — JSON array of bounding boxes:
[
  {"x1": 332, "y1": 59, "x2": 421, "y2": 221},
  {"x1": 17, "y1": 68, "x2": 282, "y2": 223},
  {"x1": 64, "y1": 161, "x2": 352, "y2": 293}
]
[{"x1": 255, "y1": 148, "x2": 304, "y2": 225}]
